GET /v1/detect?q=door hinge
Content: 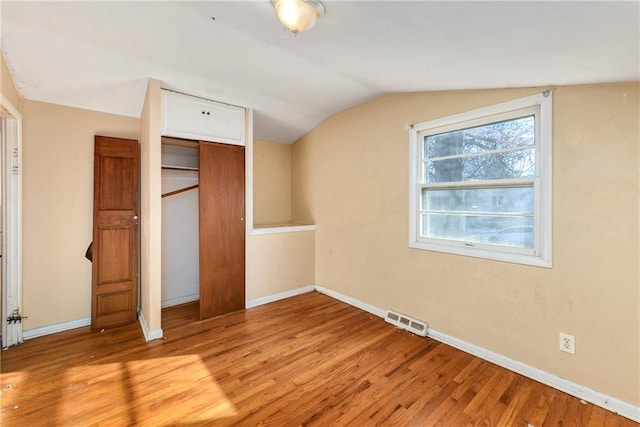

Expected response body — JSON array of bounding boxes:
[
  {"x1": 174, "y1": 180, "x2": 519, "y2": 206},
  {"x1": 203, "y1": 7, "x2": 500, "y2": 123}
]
[{"x1": 6, "y1": 308, "x2": 27, "y2": 324}]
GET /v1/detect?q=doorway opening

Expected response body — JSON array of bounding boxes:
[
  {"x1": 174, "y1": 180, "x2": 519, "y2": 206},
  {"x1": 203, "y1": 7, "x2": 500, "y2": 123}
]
[{"x1": 1, "y1": 96, "x2": 23, "y2": 348}]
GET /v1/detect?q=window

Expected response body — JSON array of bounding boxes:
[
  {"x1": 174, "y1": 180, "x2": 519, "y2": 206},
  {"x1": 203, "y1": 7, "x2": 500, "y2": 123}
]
[{"x1": 409, "y1": 92, "x2": 552, "y2": 267}]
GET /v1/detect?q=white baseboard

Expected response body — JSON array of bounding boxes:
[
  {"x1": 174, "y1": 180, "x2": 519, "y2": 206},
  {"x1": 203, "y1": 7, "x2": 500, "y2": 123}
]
[
  {"x1": 137, "y1": 309, "x2": 164, "y2": 342},
  {"x1": 246, "y1": 285, "x2": 315, "y2": 309},
  {"x1": 22, "y1": 313, "x2": 165, "y2": 343},
  {"x1": 315, "y1": 285, "x2": 386, "y2": 318},
  {"x1": 161, "y1": 293, "x2": 199, "y2": 308},
  {"x1": 314, "y1": 285, "x2": 640, "y2": 423},
  {"x1": 23, "y1": 317, "x2": 91, "y2": 340}
]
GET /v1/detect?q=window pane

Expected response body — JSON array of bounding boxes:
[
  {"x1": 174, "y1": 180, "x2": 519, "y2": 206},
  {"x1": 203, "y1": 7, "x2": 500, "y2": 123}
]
[
  {"x1": 426, "y1": 148, "x2": 535, "y2": 183},
  {"x1": 421, "y1": 186, "x2": 534, "y2": 214},
  {"x1": 421, "y1": 214, "x2": 534, "y2": 248},
  {"x1": 424, "y1": 115, "x2": 535, "y2": 158},
  {"x1": 410, "y1": 93, "x2": 552, "y2": 265}
]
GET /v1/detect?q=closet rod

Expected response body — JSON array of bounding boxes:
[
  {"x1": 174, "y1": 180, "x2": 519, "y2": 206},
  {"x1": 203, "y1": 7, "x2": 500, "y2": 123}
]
[
  {"x1": 162, "y1": 184, "x2": 199, "y2": 199},
  {"x1": 162, "y1": 165, "x2": 198, "y2": 171}
]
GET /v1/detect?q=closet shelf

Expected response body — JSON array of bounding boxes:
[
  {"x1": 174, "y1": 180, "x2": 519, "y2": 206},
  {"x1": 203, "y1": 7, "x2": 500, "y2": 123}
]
[{"x1": 161, "y1": 165, "x2": 198, "y2": 171}]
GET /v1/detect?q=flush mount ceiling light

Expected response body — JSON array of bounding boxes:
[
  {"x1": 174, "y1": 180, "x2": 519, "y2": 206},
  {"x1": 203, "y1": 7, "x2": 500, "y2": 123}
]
[{"x1": 273, "y1": 0, "x2": 326, "y2": 34}]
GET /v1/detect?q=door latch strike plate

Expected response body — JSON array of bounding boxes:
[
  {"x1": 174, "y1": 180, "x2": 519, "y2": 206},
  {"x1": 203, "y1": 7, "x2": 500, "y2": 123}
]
[{"x1": 6, "y1": 308, "x2": 27, "y2": 324}]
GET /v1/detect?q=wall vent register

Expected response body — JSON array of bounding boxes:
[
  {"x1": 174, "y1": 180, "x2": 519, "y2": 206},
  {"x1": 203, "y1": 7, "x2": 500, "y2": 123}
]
[{"x1": 385, "y1": 310, "x2": 428, "y2": 337}]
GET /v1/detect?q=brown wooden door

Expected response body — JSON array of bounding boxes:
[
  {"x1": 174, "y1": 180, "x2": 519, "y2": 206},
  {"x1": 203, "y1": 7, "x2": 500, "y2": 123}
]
[
  {"x1": 198, "y1": 141, "x2": 245, "y2": 320},
  {"x1": 91, "y1": 136, "x2": 139, "y2": 329}
]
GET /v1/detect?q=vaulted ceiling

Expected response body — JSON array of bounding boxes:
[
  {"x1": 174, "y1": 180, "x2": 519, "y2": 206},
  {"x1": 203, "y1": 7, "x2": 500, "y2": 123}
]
[{"x1": 2, "y1": 1, "x2": 638, "y2": 143}]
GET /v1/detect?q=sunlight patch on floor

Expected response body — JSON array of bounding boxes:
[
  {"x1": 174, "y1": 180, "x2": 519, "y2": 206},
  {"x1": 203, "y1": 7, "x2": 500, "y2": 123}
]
[
  {"x1": 0, "y1": 370, "x2": 30, "y2": 409},
  {"x1": 52, "y1": 355, "x2": 237, "y2": 425},
  {"x1": 57, "y1": 361, "x2": 131, "y2": 424}
]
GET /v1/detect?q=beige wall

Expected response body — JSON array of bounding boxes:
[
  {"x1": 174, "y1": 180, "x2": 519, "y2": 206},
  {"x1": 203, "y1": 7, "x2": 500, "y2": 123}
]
[
  {"x1": 246, "y1": 231, "x2": 315, "y2": 301},
  {"x1": 22, "y1": 99, "x2": 139, "y2": 329},
  {"x1": 1, "y1": 53, "x2": 21, "y2": 110},
  {"x1": 253, "y1": 139, "x2": 291, "y2": 225},
  {"x1": 291, "y1": 83, "x2": 640, "y2": 405},
  {"x1": 248, "y1": 138, "x2": 314, "y2": 300},
  {"x1": 139, "y1": 80, "x2": 163, "y2": 336}
]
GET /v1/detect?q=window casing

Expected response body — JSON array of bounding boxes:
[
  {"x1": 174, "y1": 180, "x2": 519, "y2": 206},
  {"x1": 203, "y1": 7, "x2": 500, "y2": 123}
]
[{"x1": 409, "y1": 92, "x2": 552, "y2": 267}]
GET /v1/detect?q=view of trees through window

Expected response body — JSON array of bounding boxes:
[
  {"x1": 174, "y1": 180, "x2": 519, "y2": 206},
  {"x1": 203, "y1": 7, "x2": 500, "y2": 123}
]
[{"x1": 421, "y1": 115, "x2": 536, "y2": 248}]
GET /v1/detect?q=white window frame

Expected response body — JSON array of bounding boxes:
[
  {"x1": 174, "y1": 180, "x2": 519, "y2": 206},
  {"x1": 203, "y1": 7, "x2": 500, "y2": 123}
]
[{"x1": 409, "y1": 92, "x2": 552, "y2": 268}]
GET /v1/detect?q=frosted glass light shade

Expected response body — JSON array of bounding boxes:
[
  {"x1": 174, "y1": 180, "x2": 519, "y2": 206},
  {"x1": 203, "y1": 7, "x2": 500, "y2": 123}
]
[{"x1": 274, "y1": 0, "x2": 325, "y2": 34}]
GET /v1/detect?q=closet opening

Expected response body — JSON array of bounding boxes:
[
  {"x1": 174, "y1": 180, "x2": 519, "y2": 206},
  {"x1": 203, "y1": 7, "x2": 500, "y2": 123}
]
[
  {"x1": 160, "y1": 135, "x2": 246, "y2": 328},
  {"x1": 161, "y1": 137, "x2": 200, "y2": 323}
]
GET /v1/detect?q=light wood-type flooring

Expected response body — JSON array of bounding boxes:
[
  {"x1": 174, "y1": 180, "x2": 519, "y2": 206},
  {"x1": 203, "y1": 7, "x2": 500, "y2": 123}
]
[{"x1": 1, "y1": 292, "x2": 637, "y2": 426}]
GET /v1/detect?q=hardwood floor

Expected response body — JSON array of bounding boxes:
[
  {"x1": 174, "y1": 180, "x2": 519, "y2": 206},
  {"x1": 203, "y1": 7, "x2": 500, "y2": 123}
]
[{"x1": 1, "y1": 291, "x2": 637, "y2": 426}]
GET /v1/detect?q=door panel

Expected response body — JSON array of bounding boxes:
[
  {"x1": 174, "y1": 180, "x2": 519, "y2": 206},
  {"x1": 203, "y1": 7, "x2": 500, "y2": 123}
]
[
  {"x1": 99, "y1": 156, "x2": 135, "y2": 210},
  {"x1": 198, "y1": 141, "x2": 245, "y2": 320},
  {"x1": 97, "y1": 227, "x2": 133, "y2": 283},
  {"x1": 92, "y1": 136, "x2": 139, "y2": 329},
  {"x1": 98, "y1": 292, "x2": 132, "y2": 315}
]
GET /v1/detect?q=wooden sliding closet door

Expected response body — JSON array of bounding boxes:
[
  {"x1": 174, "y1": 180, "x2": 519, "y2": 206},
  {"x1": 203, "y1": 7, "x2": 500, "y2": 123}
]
[{"x1": 198, "y1": 141, "x2": 245, "y2": 320}]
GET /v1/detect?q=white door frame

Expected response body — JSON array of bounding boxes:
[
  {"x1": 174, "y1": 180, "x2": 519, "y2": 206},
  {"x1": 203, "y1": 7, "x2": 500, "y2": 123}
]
[{"x1": 1, "y1": 94, "x2": 23, "y2": 348}]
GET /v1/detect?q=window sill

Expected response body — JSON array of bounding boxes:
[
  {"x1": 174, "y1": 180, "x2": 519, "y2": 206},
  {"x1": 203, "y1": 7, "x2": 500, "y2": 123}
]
[
  {"x1": 409, "y1": 240, "x2": 551, "y2": 268},
  {"x1": 251, "y1": 223, "x2": 317, "y2": 235}
]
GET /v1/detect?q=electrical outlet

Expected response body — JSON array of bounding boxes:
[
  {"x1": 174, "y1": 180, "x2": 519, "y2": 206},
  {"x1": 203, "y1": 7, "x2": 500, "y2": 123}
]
[{"x1": 559, "y1": 332, "x2": 575, "y2": 354}]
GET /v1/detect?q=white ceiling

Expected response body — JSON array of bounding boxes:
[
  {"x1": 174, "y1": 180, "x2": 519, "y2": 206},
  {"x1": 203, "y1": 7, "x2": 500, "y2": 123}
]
[{"x1": 2, "y1": 1, "x2": 638, "y2": 143}]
